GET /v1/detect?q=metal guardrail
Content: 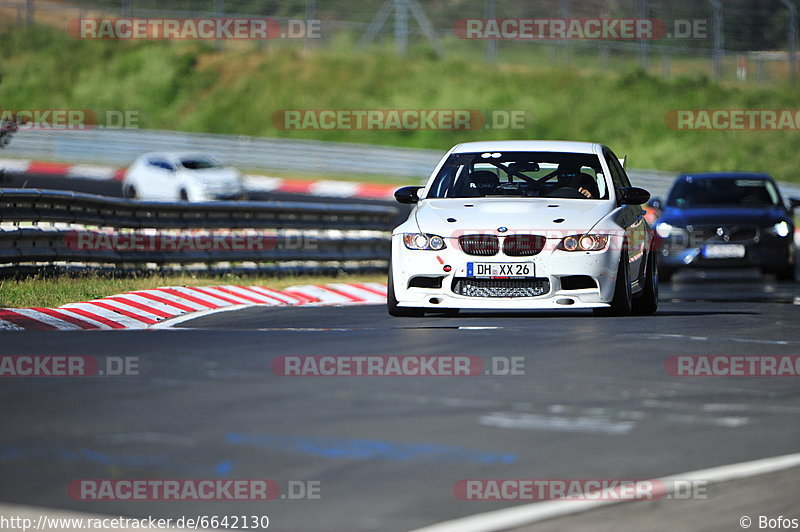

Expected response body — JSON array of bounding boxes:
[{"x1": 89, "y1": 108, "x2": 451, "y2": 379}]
[
  {"x1": 0, "y1": 228, "x2": 389, "y2": 265},
  {"x1": 0, "y1": 189, "x2": 398, "y2": 229},
  {"x1": 0, "y1": 189, "x2": 397, "y2": 267}
]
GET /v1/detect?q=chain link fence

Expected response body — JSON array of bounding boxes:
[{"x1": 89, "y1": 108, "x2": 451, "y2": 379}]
[{"x1": 1, "y1": 0, "x2": 798, "y2": 84}]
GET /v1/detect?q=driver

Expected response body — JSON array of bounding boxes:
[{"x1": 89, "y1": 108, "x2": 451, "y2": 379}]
[{"x1": 555, "y1": 162, "x2": 598, "y2": 198}]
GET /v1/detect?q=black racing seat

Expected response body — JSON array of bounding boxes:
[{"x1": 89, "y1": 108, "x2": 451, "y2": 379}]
[
  {"x1": 575, "y1": 172, "x2": 600, "y2": 198},
  {"x1": 467, "y1": 170, "x2": 500, "y2": 196},
  {"x1": 551, "y1": 163, "x2": 600, "y2": 198}
]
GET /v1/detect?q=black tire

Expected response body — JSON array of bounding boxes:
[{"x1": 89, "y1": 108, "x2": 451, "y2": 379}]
[
  {"x1": 632, "y1": 249, "x2": 659, "y2": 315},
  {"x1": 124, "y1": 185, "x2": 138, "y2": 199},
  {"x1": 594, "y1": 248, "x2": 633, "y2": 317},
  {"x1": 771, "y1": 264, "x2": 796, "y2": 281},
  {"x1": 387, "y1": 266, "x2": 425, "y2": 317},
  {"x1": 658, "y1": 267, "x2": 675, "y2": 283},
  {"x1": 179, "y1": 189, "x2": 189, "y2": 201}
]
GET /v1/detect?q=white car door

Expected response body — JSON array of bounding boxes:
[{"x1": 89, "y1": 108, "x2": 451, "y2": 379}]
[{"x1": 144, "y1": 157, "x2": 179, "y2": 200}]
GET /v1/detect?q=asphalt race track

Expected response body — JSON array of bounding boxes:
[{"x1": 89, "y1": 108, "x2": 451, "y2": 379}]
[
  {"x1": 1, "y1": 270, "x2": 799, "y2": 531},
  {"x1": 0, "y1": 173, "x2": 124, "y2": 198},
  {"x1": 2, "y1": 171, "x2": 799, "y2": 530}
]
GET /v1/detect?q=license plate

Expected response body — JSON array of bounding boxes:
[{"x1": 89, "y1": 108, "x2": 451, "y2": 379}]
[
  {"x1": 467, "y1": 262, "x2": 535, "y2": 278},
  {"x1": 703, "y1": 244, "x2": 745, "y2": 259}
]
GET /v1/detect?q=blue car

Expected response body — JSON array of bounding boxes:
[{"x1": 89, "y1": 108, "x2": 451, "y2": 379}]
[{"x1": 651, "y1": 173, "x2": 800, "y2": 281}]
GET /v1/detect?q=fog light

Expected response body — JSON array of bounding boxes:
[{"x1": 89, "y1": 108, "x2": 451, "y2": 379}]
[{"x1": 443, "y1": 265, "x2": 452, "y2": 272}]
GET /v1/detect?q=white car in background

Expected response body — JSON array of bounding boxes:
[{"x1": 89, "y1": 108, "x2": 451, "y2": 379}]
[
  {"x1": 389, "y1": 140, "x2": 658, "y2": 317},
  {"x1": 123, "y1": 152, "x2": 246, "y2": 202}
]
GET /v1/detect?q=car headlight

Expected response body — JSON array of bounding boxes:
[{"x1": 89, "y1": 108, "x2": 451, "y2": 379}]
[
  {"x1": 558, "y1": 234, "x2": 609, "y2": 252},
  {"x1": 403, "y1": 233, "x2": 447, "y2": 250},
  {"x1": 656, "y1": 222, "x2": 673, "y2": 238},
  {"x1": 771, "y1": 221, "x2": 791, "y2": 237},
  {"x1": 656, "y1": 223, "x2": 691, "y2": 248}
]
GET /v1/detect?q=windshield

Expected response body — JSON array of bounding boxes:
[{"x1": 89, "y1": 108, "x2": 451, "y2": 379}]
[
  {"x1": 426, "y1": 151, "x2": 608, "y2": 200},
  {"x1": 179, "y1": 156, "x2": 223, "y2": 170},
  {"x1": 667, "y1": 177, "x2": 780, "y2": 207}
]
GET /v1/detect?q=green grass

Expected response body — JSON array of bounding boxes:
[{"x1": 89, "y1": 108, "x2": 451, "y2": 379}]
[
  {"x1": 1, "y1": 25, "x2": 800, "y2": 181},
  {"x1": 0, "y1": 273, "x2": 387, "y2": 308}
]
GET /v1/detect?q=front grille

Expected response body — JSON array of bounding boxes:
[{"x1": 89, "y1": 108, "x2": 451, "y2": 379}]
[
  {"x1": 691, "y1": 224, "x2": 758, "y2": 244},
  {"x1": 503, "y1": 234, "x2": 546, "y2": 256},
  {"x1": 452, "y1": 277, "x2": 550, "y2": 298},
  {"x1": 459, "y1": 234, "x2": 499, "y2": 256}
]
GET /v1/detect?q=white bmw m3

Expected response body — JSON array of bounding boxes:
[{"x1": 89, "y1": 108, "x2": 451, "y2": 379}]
[{"x1": 388, "y1": 140, "x2": 658, "y2": 317}]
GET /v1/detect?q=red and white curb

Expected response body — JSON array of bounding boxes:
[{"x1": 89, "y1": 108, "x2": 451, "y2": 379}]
[
  {"x1": 244, "y1": 175, "x2": 399, "y2": 200},
  {"x1": 0, "y1": 283, "x2": 387, "y2": 331},
  {"x1": 0, "y1": 158, "x2": 400, "y2": 200},
  {"x1": 0, "y1": 158, "x2": 127, "y2": 181}
]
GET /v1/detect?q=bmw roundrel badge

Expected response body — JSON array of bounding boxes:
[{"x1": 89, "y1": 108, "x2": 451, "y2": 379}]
[{"x1": 497, "y1": 227, "x2": 508, "y2": 233}]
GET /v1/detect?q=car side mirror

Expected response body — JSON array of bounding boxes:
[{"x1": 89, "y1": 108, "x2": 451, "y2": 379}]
[
  {"x1": 617, "y1": 187, "x2": 651, "y2": 205},
  {"x1": 395, "y1": 186, "x2": 423, "y2": 204},
  {"x1": 789, "y1": 197, "x2": 800, "y2": 209},
  {"x1": 648, "y1": 197, "x2": 663, "y2": 211}
]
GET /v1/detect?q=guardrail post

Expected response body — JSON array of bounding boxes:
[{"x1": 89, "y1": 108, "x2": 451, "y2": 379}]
[
  {"x1": 25, "y1": 0, "x2": 34, "y2": 26},
  {"x1": 484, "y1": 0, "x2": 497, "y2": 64},
  {"x1": 708, "y1": 0, "x2": 724, "y2": 81},
  {"x1": 781, "y1": 0, "x2": 798, "y2": 85},
  {"x1": 637, "y1": 0, "x2": 648, "y2": 70}
]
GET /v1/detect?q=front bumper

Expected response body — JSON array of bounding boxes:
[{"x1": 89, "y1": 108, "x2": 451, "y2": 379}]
[
  {"x1": 658, "y1": 235, "x2": 794, "y2": 270},
  {"x1": 391, "y1": 235, "x2": 622, "y2": 310}
]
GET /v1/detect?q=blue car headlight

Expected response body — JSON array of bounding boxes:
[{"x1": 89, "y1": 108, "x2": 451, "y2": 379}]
[
  {"x1": 656, "y1": 222, "x2": 689, "y2": 240},
  {"x1": 656, "y1": 222, "x2": 674, "y2": 238},
  {"x1": 771, "y1": 221, "x2": 791, "y2": 238}
]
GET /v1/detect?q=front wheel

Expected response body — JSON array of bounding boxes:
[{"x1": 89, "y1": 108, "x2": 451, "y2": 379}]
[
  {"x1": 123, "y1": 185, "x2": 138, "y2": 199},
  {"x1": 658, "y1": 267, "x2": 675, "y2": 283},
  {"x1": 632, "y1": 249, "x2": 659, "y2": 315},
  {"x1": 593, "y1": 249, "x2": 633, "y2": 317},
  {"x1": 387, "y1": 266, "x2": 425, "y2": 317},
  {"x1": 767, "y1": 264, "x2": 796, "y2": 281}
]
